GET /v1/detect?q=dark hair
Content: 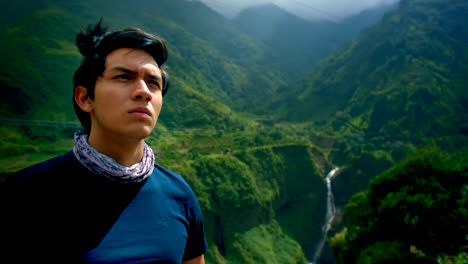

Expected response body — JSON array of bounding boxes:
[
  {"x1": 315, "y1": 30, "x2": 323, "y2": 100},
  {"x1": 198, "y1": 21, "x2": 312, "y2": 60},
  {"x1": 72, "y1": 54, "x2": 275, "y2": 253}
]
[{"x1": 73, "y1": 19, "x2": 169, "y2": 132}]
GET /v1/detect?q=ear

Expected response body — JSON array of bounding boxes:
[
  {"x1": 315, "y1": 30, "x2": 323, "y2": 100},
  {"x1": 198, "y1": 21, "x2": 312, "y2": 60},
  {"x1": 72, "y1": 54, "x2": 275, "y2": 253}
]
[{"x1": 74, "y1": 86, "x2": 94, "y2": 113}]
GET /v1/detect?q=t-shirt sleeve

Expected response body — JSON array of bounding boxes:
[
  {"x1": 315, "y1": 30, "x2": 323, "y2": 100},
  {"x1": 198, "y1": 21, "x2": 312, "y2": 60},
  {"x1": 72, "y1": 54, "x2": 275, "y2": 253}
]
[{"x1": 182, "y1": 192, "x2": 208, "y2": 261}]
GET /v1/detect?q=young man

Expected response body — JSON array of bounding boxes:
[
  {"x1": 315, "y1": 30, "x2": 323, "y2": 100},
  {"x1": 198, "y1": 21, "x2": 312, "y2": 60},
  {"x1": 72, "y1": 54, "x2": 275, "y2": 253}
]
[{"x1": 0, "y1": 21, "x2": 207, "y2": 263}]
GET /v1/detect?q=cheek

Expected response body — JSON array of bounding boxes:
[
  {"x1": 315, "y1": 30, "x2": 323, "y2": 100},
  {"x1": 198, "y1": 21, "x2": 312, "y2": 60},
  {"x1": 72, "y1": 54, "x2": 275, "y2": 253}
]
[
  {"x1": 153, "y1": 95, "x2": 163, "y2": 114},
  {"x1": 93, "y1": 93, "x2": 125, "y2": 118}
]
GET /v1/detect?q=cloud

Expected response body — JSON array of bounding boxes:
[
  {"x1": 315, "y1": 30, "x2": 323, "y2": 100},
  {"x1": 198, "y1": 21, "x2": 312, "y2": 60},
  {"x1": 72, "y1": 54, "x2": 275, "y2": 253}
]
[{"x1": 196, "y1": 0, "x2": 399, "y2": 21}]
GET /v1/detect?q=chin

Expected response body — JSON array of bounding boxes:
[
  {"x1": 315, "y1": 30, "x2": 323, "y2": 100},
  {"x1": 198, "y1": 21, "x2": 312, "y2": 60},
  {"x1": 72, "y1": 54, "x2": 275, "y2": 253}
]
[
  {"x1": 132, "y1": 130, "x2": 152, "y2": 140},
  {"x1": 135, "y1": 126, "x2": 155, "y2": 139},
  {"x1": 118, "y1": 126, "x2": 152, "y2": 140}
]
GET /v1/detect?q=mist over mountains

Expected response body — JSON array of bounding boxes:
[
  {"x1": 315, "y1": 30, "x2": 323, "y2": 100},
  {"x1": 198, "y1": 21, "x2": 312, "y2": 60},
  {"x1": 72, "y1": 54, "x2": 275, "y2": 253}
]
[
  {"x1": 197, "y1": 0, "x2": 399, "y2": 21},
  {"x1": 232, "y1": 2, "x2": 397, "y2": 80}
]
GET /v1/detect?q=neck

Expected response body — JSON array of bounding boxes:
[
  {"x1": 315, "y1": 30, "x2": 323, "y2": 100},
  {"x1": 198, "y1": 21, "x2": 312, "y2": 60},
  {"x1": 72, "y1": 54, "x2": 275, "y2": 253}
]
[{"x1": 87, "y1": 131, "x2": 145, "y2": 167}]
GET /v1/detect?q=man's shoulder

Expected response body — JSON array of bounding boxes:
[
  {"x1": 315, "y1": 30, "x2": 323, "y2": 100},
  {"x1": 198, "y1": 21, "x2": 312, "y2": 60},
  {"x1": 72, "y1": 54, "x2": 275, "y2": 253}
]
[
  {"x1": 151, "y1": 163, "x2": 197, "y2": 197},
  {"x1": 153, "y1": 163, "x2": 185, "y2": 180},
  {"x1": 8, "y1": 151, "x2": 75, "y2": 183}
]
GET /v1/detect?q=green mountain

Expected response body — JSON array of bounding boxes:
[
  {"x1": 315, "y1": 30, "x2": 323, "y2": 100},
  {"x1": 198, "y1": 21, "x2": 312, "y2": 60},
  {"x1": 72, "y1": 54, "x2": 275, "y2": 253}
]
[
  {"x1": 232, "y1": 3, "x2": 397, "y2": 80},
  {"x1": 264, "y1": 2, "x2": 468, "y2": 256},
  {"x1": 275, "y1": 0, "x2": 468, "y2": 149}
]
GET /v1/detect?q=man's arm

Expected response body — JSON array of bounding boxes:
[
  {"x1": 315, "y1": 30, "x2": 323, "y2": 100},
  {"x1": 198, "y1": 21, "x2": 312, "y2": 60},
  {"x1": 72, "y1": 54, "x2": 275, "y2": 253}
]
[{"x1": 182, "y1": 255, "x2": 205, "y2": 264}]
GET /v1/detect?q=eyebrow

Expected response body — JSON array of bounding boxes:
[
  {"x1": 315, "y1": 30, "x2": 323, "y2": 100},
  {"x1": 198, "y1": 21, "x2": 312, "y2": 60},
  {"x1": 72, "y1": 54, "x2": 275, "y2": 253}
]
[{"x1": 111, "y1": 66, "x2": 162, "y2": 80}]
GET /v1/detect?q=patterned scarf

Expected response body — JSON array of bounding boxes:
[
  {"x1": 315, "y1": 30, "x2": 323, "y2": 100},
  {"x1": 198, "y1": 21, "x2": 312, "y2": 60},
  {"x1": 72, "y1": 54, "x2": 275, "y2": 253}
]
[{"x1": 72, "y1": 131, "x2": 154, "y2": 183}]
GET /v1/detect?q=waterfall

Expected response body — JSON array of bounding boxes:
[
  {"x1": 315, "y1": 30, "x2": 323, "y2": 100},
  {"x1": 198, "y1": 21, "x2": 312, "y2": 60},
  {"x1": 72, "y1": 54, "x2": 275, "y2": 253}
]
[{"x1": 310, "y1": 167, "x2": 339, "y2": 264}]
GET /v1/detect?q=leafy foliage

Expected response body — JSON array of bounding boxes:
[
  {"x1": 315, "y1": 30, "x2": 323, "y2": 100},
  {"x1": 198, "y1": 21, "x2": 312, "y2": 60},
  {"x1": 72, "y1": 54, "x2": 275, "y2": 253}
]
[
  {"x1": 226, "y1": 220, "x2": 307, "y2": 264},
  {"x1": 331, "y1": 147, "x2": 468, "y2": 263}
]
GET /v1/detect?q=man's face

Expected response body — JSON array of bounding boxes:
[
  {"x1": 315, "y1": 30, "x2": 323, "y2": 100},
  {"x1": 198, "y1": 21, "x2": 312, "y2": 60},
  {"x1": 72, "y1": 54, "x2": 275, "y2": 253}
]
[{"x1": 88, "y1": 48, "x2": 163, "y2": 140}]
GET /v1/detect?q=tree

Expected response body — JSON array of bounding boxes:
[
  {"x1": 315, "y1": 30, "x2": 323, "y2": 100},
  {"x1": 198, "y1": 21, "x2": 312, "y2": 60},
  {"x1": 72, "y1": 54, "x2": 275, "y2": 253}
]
[{"x1": 331, "y1": 147, "x2": 468, "y2": 263}]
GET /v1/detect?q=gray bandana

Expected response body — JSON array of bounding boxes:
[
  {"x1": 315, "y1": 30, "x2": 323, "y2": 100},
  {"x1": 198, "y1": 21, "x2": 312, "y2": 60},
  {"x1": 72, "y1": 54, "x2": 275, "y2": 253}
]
[{"x1": 72, "y1": 131, "x2": 154, "y2": 183}]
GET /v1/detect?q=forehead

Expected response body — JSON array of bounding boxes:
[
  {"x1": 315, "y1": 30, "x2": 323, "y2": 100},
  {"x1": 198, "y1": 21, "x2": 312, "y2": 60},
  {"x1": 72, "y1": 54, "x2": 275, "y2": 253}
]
[{"x1": 104, "y1": 48, "x2": 160, "y2": 73}]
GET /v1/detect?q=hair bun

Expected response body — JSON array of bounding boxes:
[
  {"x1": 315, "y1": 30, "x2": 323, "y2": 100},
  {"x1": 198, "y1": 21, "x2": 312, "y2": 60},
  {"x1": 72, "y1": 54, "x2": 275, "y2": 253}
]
[{"x1": 76, "y1": 19, "x2": 109, "y2": 56}]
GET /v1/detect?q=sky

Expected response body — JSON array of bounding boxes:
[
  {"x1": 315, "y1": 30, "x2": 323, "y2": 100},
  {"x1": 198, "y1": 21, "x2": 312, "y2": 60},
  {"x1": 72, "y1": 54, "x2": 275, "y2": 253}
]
[{"x1": 195, "y1": 0, "x2": 400, "y2": 21}]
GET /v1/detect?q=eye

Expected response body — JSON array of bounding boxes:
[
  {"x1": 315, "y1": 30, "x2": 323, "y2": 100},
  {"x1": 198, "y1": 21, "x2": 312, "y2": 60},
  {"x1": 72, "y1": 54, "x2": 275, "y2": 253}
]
[
  {"x1": 148, "y1": 80, "x2": 162, "y2": 89},
  {"x1": 115, "y1": 74, "x2": 131, "y2": 80}
]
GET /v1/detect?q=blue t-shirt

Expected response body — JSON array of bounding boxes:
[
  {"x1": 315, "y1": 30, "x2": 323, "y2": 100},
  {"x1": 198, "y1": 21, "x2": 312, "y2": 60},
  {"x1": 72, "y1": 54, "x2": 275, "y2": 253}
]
[{"x1": 0, "y1": 151, "x2": 208, "y2": 263}]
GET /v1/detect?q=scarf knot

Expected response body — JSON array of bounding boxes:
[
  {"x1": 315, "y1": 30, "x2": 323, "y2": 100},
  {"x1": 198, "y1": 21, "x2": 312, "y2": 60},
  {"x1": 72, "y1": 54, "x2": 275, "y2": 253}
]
[{"x1": 73, "y1": 131, "x2": 154, "y2": 183}]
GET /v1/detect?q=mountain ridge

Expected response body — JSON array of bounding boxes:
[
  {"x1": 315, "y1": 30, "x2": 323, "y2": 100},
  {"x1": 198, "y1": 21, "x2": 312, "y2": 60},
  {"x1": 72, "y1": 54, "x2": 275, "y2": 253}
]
[
  {"x1": 273, "y1": 0, "x2": 467, "y2": 150},
  {"x1": 232, "y1": 2, "x2": 397, "y2": 80}
]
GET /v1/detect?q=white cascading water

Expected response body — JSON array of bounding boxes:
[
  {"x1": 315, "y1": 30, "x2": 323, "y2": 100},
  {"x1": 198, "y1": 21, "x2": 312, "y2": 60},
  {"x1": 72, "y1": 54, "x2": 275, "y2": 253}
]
[{"x1": 310, "y1": 167, "x2": 339, "y2": 264}]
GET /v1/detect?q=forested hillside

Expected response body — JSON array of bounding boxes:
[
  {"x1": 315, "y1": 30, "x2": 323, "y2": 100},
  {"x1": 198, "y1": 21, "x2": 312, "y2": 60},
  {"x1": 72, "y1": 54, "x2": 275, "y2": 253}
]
[
  {"x1": 266, "y1": 0, "x2": 468, "y2": 224},
  {"x1": 275, "y1": 0, "x2": 468, "y2": 148},
  {"x1": 331, "y1": 147, "x2": 468, "y2": 263},
  {"x1": 0, "y1": 0, "x2": 466, "y2": 263},
  {"x1": 232, "y1": 2, "x2": 397, "y2": 80}
]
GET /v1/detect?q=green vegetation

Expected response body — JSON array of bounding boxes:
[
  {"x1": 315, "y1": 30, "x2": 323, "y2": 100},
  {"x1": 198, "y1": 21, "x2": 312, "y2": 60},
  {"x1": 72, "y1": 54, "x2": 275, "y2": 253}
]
[
  {"x1": 276, "y1": 0, "x2": 468, "y2": 153},
  {"x1": 330, "y1": 147, "x2": 468, "y2": 263},
  {"x1": 226, "y1": 220, "x2": 307, "y2": 264}
]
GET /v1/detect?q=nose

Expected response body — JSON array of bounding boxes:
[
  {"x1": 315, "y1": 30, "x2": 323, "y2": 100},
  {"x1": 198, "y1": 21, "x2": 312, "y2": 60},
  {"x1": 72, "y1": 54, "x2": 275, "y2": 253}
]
[{"x1": 132, "y1": 79, "x2": 152, "y2": 102}]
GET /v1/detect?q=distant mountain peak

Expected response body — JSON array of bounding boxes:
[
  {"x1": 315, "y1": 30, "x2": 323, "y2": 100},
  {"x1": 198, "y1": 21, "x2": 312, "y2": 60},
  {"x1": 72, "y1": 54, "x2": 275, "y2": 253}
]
[
  {"x1": 277, "y1": 0, "x2": 468, "y2": 146},
  {"x1": 233, "y1": 2, "x2": 306, "y2": 23}
]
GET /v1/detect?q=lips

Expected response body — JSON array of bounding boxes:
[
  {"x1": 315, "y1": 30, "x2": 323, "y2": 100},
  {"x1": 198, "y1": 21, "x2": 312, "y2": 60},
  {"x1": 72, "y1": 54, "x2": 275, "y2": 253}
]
[{"x1": 128, "y1": 107, "x2": 152, "y2": 118}]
